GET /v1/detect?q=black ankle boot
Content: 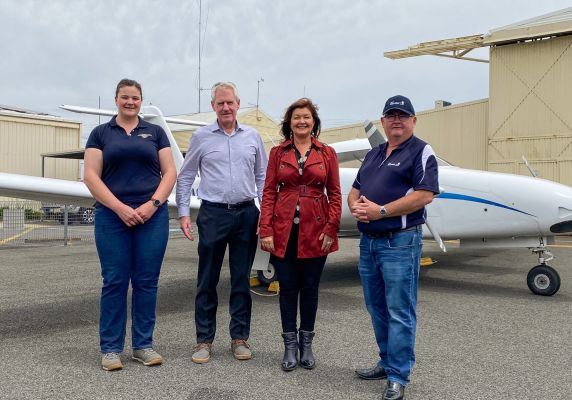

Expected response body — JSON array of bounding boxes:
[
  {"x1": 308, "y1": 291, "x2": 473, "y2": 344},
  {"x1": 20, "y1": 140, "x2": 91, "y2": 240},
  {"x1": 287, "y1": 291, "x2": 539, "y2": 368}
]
[
  {"x1": 281, "y1": 332, "x2": 298, "y2": 371},
  {"x1": 298, "y1": 330, "x2": 315, "y2": 369}
]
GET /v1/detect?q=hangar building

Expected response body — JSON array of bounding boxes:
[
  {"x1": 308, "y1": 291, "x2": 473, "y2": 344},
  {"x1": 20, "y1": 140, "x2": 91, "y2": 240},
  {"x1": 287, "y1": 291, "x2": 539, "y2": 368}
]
[{"x1": 361, "y1": 6, "x2": 572, "y2": 186}]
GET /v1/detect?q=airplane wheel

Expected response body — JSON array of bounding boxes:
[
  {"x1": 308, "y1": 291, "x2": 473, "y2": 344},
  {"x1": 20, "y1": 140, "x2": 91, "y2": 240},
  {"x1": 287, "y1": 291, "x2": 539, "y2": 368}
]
[
  {"x1": 81, "y1": 208, "x2": 95, "y2": 224},
  {"x1": 257, "y1": 264, "x2": 276, "y2": 286},
  {"x1": 527, "y1": 265, "x2": 560, "y2": 296}
]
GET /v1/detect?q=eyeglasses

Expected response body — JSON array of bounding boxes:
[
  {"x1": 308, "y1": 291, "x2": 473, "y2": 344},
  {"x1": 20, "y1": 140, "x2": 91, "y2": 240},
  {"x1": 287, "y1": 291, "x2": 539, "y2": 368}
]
[{"x1": 383, "y1": 114, "x2": 411, "y2": 122}]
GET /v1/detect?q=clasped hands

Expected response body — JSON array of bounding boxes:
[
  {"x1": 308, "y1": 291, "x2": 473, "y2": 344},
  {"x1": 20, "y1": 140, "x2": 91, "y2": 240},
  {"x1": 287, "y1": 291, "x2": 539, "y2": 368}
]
[{"x1": 350, "y1": 195, "x2": 381, "y2": 223}]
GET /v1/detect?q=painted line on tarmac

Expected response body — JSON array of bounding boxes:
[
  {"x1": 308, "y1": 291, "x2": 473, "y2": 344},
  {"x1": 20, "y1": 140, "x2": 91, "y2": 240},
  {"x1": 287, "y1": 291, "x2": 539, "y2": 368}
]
[
  {"x1": 548, "y1": 244, "x2": 572, "y2": 248},
  {"x1": 0, "y1": 226, "x2": 36, "y2": 244}
]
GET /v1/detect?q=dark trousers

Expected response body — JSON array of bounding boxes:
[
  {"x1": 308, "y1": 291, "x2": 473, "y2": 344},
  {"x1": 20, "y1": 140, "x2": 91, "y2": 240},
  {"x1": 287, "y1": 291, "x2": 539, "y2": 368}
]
[
  {"x1": 271, "y1": 225, "x2": 326, "y2": 333},
  {"x1": 94, "y1": 204, "x2": 169, "y2": 353},
  {"x1": 195, "y1": 202, "x2": 259, "y2": 343}
]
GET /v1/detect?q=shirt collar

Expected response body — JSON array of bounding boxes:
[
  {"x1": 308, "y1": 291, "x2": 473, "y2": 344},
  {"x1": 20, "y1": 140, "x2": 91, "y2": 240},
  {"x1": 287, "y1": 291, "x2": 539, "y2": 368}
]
[
  {"x1": 279, "y1": 136, "x2": 324, "y2": 150},
  {"x1": 381, "y1": 134, "x2": 414, "y2": 152},
  {"x1": 208, "y1": 119, "x2": 243, "y2": 134},
  {"x1": 109, "y1": 115, "x2": 150, "y2": 130}
]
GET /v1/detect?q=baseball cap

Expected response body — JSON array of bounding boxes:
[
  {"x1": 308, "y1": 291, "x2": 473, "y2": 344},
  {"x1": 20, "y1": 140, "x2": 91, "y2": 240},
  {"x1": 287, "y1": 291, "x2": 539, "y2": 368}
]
[{"x1": 382, "y1": 95, "x2": 415, "y2": 116}]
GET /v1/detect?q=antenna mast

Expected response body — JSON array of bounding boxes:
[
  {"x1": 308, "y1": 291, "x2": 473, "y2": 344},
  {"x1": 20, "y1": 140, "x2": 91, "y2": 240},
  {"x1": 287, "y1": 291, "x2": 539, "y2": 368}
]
[{"x1": 198, "y1": 0, "x2": 202, "y2": 112}]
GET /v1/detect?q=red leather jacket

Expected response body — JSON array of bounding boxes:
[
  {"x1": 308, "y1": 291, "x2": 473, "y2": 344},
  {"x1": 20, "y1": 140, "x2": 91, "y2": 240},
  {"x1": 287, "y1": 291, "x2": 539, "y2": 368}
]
[{"x1": 259, "y1": 138, "x2": 342, "y2": 258}]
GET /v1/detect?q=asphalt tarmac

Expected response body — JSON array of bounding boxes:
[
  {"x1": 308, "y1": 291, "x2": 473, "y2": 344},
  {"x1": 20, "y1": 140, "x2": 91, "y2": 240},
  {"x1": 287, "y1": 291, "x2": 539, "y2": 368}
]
[{"x1": 1, "y1": 236, "x2": 571, "y2": 400}]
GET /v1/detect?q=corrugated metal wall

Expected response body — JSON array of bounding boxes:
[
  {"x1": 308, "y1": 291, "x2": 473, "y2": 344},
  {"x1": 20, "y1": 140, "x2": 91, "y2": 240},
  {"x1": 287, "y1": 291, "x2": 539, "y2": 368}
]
[
  {"x1": 415, "y1": 100, "x2": 489, "y2": 170},
  {"x1": 0, "y1": 114, "x2": 81, "y2": 180},
  {"x1": 488, "y1": 35, "x2": 572, "y2": 185}
]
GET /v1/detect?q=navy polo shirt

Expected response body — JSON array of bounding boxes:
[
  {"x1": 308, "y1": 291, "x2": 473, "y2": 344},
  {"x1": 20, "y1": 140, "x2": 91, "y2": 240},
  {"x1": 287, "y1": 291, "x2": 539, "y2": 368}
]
[
  {"x1": 352, "y1": 135, "x2": 439, "y2": 234},
  {"x1": 85, "y1": 116, "x2": 171, "y2": 206}
]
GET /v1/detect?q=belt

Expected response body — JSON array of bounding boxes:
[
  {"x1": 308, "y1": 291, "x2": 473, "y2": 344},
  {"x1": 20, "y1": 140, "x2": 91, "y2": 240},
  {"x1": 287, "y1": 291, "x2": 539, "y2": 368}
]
[
  {"x1": 365, "y1": 225, "x2": 420, "y2": 239},
  {"x1": 201, "y1": 199, "x2": 255, "y2": 210}
]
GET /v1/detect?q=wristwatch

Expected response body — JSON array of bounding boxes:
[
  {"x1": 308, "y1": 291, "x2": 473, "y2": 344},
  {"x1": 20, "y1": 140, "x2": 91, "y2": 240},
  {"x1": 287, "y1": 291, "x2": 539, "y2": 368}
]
[
  {"x1": 151, "y1": 198, "x2": 162, "y2": 207},
  {"x1": 379, "y1": 206, "x2": 388, "y2": 218}
]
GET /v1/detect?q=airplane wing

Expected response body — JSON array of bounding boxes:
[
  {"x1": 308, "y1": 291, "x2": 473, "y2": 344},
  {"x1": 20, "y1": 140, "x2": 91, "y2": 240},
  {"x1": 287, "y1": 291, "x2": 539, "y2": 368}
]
[
  {"x1": 0, "y1": 105, "x2": 202, "y2": 216},
  {"x1": 0, "y1": 172, "x2": 94, "y2": 207}
]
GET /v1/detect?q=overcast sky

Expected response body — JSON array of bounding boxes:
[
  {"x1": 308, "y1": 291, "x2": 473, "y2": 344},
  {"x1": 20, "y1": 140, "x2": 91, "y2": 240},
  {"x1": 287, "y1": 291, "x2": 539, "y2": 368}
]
[{"x1": 1, "y1": 0, "x2": 571, "y2": 136}]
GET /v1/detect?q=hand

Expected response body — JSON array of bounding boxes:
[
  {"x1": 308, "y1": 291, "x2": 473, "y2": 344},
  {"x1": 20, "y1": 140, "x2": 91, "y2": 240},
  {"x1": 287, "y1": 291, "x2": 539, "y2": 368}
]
[
  {"x1": 135, "y1": 201, "x2": 158, "y2": 223},
  {"x1": 115, "y1": 203, "x2": 145, "y2": 227},
  {"x1": 319, "y1": 233, "x2": 335, "y2": 252},
  {"x1": 351, "y1": 195, "x2": 381, "y2": 223},
  {"x1": 260, "y1": 236, "x2": 274, "y2": 252},
  {"x1": 179, "y1": 216, "x2": 194, "y2": 241}
]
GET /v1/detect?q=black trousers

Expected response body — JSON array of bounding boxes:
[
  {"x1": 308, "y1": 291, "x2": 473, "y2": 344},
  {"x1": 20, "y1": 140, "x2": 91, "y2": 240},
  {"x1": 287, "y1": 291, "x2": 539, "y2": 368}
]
[
  {"x1": 271, "y1": 224, "x2": 327, "y2": 333},
  {"x1": 195, "y1": 202, "x2": 259, "y2": 343}
]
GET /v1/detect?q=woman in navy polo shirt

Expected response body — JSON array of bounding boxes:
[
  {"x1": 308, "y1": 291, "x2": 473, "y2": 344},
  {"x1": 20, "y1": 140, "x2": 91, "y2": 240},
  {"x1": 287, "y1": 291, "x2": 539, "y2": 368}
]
[{"x1": 83, "y1": 78, "x2": 176, "y2": 371}]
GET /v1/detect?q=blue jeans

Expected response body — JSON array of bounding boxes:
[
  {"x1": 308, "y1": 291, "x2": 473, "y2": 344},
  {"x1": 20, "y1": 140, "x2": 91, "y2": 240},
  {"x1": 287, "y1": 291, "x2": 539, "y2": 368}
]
[
  {"x1": 94, "y1": 204, "x2": 169, "y2": 353},
  {"x1": 358, "y1": 226, "x2": 422, "y2": 386}
]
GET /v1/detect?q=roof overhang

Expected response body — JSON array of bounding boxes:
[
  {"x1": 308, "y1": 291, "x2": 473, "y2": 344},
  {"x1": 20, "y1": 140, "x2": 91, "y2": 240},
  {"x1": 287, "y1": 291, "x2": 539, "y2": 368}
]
[{"x1": 384, "y1": 35, "x2": 488, "y2": 63}]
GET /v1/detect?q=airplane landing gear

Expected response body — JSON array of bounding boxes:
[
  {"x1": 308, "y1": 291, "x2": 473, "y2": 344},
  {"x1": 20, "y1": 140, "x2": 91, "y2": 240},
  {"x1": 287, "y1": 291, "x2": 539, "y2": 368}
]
[
  {"x1": 257, "y1": 263, "x2": 276, "y2": 286},
  {"x1": 527, "y1": 245, "x2": 560, "y2": 296}
]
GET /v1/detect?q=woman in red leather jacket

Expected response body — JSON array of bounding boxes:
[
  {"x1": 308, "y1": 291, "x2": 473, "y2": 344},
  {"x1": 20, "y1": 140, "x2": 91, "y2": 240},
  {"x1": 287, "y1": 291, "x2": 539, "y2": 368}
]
[{"x1": 259, "y1": 98, "x2": 341, "y2": 371}]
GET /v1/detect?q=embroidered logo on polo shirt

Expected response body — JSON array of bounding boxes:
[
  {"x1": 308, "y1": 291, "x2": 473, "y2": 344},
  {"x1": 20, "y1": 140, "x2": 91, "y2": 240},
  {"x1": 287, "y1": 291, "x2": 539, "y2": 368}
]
[
  {"x1": 137, "y1": 133, "x2": 152, "y2": 139},
  {"x1": 387, "y1": 162, "x2": 401, "y2": 167}
]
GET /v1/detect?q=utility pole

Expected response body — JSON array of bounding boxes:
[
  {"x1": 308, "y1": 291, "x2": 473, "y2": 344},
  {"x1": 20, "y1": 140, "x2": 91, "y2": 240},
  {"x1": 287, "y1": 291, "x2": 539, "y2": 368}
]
[{"x1": 256, "y1": 78, "x2": 264, "y2": 120}]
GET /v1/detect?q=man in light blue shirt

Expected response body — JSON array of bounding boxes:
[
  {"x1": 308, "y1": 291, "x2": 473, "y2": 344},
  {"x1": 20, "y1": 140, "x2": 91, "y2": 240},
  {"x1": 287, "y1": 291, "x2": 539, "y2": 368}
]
[{"x1": 176, "y1": 82, "x2": 267, "y2": 364}]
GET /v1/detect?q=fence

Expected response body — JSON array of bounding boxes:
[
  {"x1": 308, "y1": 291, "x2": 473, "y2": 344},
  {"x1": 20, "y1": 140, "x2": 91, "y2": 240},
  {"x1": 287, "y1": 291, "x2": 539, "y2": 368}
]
[
  {"x1": 0, "y1": 201, "x2": 95, "y2": 246},
  {"x1": 0, "y1": 201, "x2": 184, "y2": 247}
]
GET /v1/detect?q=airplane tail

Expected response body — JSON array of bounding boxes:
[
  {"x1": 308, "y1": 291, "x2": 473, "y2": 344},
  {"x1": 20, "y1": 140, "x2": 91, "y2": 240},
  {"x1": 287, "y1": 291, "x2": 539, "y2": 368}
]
[{"x1": 363, "y1": 120, "x2": 386, "y2": 148}]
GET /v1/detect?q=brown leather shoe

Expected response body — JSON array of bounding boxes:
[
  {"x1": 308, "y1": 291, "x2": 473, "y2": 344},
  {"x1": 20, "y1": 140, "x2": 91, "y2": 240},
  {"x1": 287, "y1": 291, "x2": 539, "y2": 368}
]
[
  {"x1": 231, "y1": 339, "x2": 252, "y2": 360},
  {"x1": 192, "y1": 343, "x2": 212, "y2": 364}
]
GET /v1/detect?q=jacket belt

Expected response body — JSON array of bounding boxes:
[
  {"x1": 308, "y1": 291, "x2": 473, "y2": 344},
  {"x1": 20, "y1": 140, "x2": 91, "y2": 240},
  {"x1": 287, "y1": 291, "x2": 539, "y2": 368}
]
[{"x1": 279, "y1": 185, "x2": 325, "y2": 197}]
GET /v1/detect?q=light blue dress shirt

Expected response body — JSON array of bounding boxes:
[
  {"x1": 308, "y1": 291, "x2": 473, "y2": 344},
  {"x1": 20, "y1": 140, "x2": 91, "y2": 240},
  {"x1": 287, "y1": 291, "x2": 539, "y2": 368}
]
[{"x1": 176, "y1": 121, "x2": 268, "y2": 217}]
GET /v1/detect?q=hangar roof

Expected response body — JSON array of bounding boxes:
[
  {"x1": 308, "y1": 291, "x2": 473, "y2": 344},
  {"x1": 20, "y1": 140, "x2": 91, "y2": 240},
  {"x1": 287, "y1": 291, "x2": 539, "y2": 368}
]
[{"x1": 384, "y1": 6, "x2": 572, "y2": 62}]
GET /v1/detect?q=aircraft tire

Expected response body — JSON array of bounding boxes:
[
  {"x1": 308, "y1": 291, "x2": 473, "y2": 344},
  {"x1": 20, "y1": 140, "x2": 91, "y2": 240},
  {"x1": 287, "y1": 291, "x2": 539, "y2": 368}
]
[
  {"x1": 527, "y1": 265, "x2": 561, "y2": 296},
  {"x1": 257, "y1": 264, "x2": 277, "y2": 286},
  {"x1": 80, "y1": 208, "x2": 95, "y2": 225}
]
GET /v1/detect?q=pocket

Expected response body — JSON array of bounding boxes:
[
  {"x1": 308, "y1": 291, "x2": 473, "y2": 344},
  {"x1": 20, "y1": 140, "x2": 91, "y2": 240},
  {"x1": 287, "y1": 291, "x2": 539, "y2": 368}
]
[{"x1": 387, "y1": 231, "x2": 417, "y2": 249}]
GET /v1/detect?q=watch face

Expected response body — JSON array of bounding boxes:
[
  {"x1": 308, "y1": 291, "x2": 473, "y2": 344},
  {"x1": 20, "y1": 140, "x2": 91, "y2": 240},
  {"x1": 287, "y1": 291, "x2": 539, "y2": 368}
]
[{"x1": 153, "y1": 199, "x2": 161, "y2": 207}]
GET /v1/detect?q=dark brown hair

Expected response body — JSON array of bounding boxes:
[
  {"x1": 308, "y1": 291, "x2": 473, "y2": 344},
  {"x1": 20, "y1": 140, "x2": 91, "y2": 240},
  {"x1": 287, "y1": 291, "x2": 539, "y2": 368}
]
[
  {"x1": 280, "y1": 98, "x2": 321, "y2": 140},
  {"x1": 115, "y1": 78, "x2": 143, "y2": 99}
]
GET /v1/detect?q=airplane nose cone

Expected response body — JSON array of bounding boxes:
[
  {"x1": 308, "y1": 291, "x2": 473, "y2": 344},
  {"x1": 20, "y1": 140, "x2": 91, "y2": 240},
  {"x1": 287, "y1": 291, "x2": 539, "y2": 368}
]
[{"x1": 550, "y1": 220, "x2": 572, "y2": 233}]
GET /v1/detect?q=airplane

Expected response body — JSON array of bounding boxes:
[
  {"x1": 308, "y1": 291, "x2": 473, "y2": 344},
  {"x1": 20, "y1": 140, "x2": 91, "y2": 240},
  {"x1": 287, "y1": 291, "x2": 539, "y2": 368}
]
[{"x1": 1, "y1": 106, "x2": 571, "y2": 297}]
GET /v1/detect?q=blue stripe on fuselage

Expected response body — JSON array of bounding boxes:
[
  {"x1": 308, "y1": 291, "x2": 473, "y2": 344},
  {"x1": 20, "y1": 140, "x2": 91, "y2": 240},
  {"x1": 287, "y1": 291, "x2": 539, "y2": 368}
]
[{"x1": 437, "y1": 193, "x2": 535, "y2": 217}]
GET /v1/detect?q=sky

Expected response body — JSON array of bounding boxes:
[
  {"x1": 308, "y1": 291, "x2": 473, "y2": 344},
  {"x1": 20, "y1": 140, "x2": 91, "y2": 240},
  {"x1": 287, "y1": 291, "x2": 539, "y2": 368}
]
[{"x1": 1, "y1": 0, "x2": 571, "y2": 137}]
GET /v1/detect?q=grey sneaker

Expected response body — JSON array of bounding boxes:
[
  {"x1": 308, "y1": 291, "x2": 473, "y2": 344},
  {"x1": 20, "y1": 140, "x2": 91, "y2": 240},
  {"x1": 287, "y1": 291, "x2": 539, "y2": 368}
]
[
  {"x1": 132, "y1": 348, "x2": 163, "y2": 366},
  {"x1": 231, "y1": 339, "x2": 252, "y2": 360},
  {"x1": 192, "y1": 343, "x2": 212, "y2": 364},
  {"x1": 101, "y1": 352, "x2": 123, "y2": 371}
]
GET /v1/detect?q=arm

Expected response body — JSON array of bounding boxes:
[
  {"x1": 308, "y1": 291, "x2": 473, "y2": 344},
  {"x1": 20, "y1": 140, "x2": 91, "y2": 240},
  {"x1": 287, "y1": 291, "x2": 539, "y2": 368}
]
[
  {"x1": 254, "y1": 133, "x2": 268, "y2": 203},
  {"x1": 135, "y1": 147, "x2": 177, "y2": 222},
  {"x1": 259, "y1": 147, "x2": 279, "y2": 252},
  {"x1": 320, "y1": 148, "x2": 342, "y2": 246},
  {"x1": 83, "y1": 148, "x2": 144, "y2": 226},
  {"x1": 353, "y1": 190, "x2": 434, "y2": 222},
  {"x1": 176, "y1": 134, "x2": 201, "y2": 240}
]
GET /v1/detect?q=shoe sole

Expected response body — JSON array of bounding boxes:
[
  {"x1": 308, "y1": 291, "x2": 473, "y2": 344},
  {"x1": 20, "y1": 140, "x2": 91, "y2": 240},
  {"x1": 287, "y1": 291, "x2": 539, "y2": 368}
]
[
  {"x1": 132, "y1": 356, "x2": 163, "y2": 366},
  {"x1": 233, "y1": 353, "x2": 252, "y2": 360},
  {"x1": 102, "y1": 363, "x2": 123, "y2": 371},
  {"x1": 355, "y1": 374, "x2": 386, "y2": 380},
  {"x1": 192, "y1": 356, "x2": 210, "y2": 364}
]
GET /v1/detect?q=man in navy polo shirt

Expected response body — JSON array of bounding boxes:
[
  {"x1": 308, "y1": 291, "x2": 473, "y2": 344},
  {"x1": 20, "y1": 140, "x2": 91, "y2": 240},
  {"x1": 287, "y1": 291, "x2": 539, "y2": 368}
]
[{"x1": 348, "y1": 95, "x2": 439, "y2": 400}]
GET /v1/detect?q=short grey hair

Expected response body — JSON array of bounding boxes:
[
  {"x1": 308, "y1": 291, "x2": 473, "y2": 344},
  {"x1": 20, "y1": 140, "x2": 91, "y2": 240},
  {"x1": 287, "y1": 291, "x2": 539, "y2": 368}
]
[{"x1": 211, "y1": 81, "x2": 240, "y2": 102}]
